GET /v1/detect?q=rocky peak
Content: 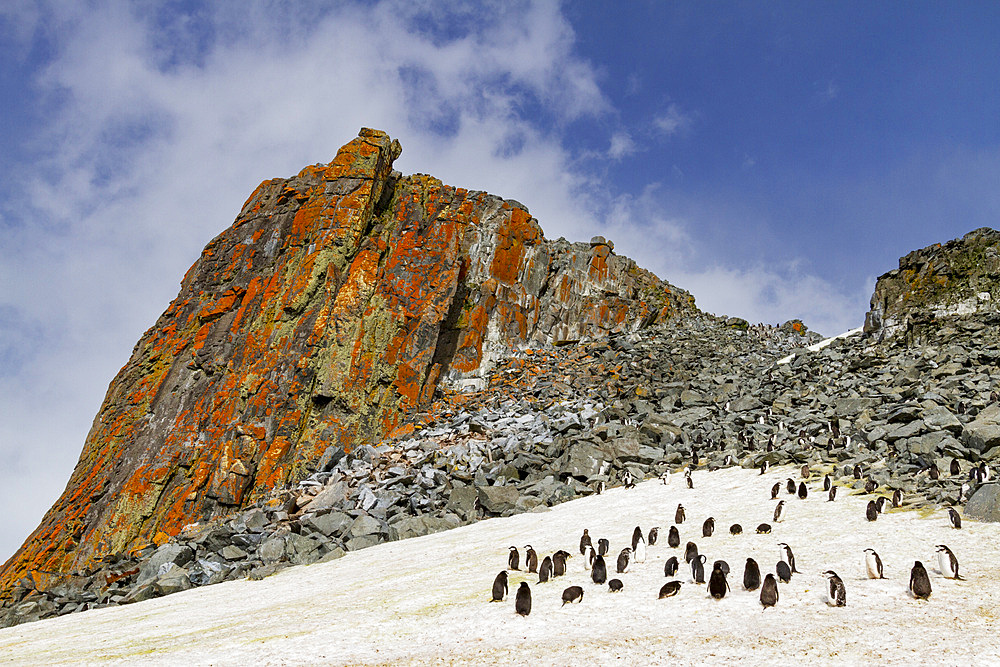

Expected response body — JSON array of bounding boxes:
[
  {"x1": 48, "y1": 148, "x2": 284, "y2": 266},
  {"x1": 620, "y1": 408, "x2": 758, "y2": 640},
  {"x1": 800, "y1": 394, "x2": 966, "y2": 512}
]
[
  {"x1": 864, "y1": 227, "x2": 1000, "y2": 340},
  {"x1": 0, "y1": 129, "x2": 695, "y2": 596}
]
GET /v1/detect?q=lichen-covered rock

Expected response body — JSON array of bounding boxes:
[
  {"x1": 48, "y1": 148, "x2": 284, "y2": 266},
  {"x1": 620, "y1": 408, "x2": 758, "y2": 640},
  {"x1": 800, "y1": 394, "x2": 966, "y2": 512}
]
[
  {"x1": 0, "y1": 129, "x2": 695, "y2": 597},
  {"x1": 864, "y1": 227, "x2": 1000, "y2": 340}
]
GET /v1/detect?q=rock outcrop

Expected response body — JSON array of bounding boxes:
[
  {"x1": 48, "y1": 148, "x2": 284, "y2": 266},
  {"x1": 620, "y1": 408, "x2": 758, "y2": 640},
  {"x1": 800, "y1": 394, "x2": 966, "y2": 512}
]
[
  {"x1": 864, "y1": 227, "x2": 1000, "y2": 340},
  {"x1": 0, "y1": 129, "x2": 694, "y2": 598}
]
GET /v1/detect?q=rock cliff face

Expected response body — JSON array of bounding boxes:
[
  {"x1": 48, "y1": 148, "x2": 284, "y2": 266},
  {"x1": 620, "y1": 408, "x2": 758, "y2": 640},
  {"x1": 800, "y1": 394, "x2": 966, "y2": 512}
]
[
  {"x1": 0, "y1": 129, "x2": 694, "y2": 595},
  {"x1": 864, "y1": 227, "x2": 1000, "y2": 340}
]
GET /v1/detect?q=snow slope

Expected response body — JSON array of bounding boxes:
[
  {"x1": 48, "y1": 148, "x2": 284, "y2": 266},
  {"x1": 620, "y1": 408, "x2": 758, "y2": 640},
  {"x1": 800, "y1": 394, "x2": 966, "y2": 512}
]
[
  {"x1": 777, "y1": 326, "x2": 864, "y2": 365},
  {"x1": 1, "y1": 465, "x2": 997, "y2": 666}
]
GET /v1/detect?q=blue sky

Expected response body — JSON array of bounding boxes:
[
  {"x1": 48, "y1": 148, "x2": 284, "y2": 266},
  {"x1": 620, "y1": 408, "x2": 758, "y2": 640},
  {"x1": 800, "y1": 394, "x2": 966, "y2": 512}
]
[{"x1": 1, "y1": 0, "x2": 998, "y2": 562}]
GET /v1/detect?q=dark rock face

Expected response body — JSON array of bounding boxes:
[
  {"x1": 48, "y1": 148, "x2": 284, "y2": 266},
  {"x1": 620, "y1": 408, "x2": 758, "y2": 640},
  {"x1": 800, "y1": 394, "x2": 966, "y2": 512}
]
[
  {"x1": 0, "y1": 129, "x2": 694, "y2": 601},
  {"x1": 965, "y1": 484, "x2": 1000, "y2": 522},
  {"x1": 865, "y1": 227, "x2": 1000, "y2": 340}
]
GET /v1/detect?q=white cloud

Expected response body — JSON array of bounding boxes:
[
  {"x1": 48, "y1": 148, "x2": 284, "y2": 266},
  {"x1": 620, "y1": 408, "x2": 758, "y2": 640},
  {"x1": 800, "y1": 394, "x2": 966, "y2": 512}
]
[
  {"x1": 653, "y1": 103, "x2": 691, "y2": 136},
  {"x1": 608, "y1": 131, "x2": 637, "y2": 160}
]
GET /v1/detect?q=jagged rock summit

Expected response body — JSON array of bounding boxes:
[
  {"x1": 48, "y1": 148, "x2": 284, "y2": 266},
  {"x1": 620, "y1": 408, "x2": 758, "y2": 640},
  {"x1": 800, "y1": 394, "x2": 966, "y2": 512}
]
[{"x1": 0, "y1": 129, "x2": 694, "y2": 597}]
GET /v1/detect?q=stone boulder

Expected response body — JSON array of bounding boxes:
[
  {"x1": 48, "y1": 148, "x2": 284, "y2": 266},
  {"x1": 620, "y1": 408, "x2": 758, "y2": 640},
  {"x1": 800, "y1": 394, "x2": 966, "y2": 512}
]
[
  {"x1": 477, "y1": 484, "x2": 520, "y2": 514},
  {"x1": 963, "y1": 403, "x2": 1000, "y2": 451},
  {"x1": 965, "y1": 483, "x2": 1000, "y2": 522}
]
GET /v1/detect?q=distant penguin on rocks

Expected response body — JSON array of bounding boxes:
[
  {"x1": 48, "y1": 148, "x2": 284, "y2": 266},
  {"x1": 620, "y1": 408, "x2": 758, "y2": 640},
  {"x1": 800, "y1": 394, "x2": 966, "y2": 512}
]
[
  {"x1": 686, "y1": 474, "x2": 694, "y2": 489},
  {"x1": 580, "y1": 529, "x2": 592, "y2": 555},
  {"x1": 778, "y1": 543, "x2": 799, "y2": 573},
  {"x1": 828, "y1": 486, "x2": 837, "y2": 502},
  {"x1": 823, "y1": 475, "x2": 832, "y2": 492},
  {"x1": 786, "y1": 478, "x2": 796, "y2": 495},
  {"x1": 801, "y1": 464, "x2": 811, "y2": 479},
  {"x1": 658, "y1": 581, "x2": 682, "y2": 598},
  {"x1": 756, "y1": 523, "x2": 772, "y2": 534},
  {"x1": 622, "y1": 469, "x2": 636, "y2": 489},
  {"x1": 702, "y1": 517, "x2": 715, "y2": 538},
  {"x1": 853, "y1": 464, "x2": 863, "y2": 479},
  {"x1": 595, "y1": 480, "x2": 606, "y2": 495},
  {"x1": 866, "y1": 500, "x2": 878, "y2": 522},
  {"x1": 525, "y1": 545, "x2": 538, "y2": 573},
  {"x1": 598, "y1": 538, "x2": 610, "y2": 556},
  {"x1": 730, "y1": 523, "x2": 743, "y2": 535},
  {"x1": 744, "y1": 558, "x2": 761, "y2": 591},
  {"x1": 515, "y1": 582, "x2": 531, "y2": 616},
  {"x1": 538, "y1": 556, "x2": 553, "y2": 583},
  {"x1": 617, "y1": 548, "x2": 632, "y2": 574},
  {"x1": 561, "y1": 585, "x2": 584, "y2": 605},
  {"x1": 691, "y1": 554, "x2": 707, "y2": 584},
  {"x1": 668, "y1": 526, "x2": 680, "y2": 548},
  {"x1": 675, "y1": 504, "x2": 686, "y2": 524},
  {"x1": 491, "y1": 571, "x2": 508, "y2": 601},
  {"x1": 664, "y1": 556, "x2": 680, "y2": 577},
  {"x1": 797, "y1": 482, "x2": 808, "y2": 500},
  {"x1": 773, "y1": 500, "x2": 786, "y2": 523},
  {"x1": 929, "y1": 465, "x2": 940, "y2": 481},
  {"x1": 875, "y1": 497, "x2": 888, "y2": 513},
  {"x1": 660, "y1": 471, "x2": 671, "y2": 485},
  {"x1": 760, "y1": 461, "x2": 770, "y2": 475},
  {"x1": 608, "y1": 578, "x2": 623, "y2": 592},
  {"x1": 553, "y1": 551, "x2": 567, "y2": 577},
  {"x1": 892, "y1": 488, "x2": 902, "y2": 508},
  {"x1": 771, "y1": 482, "x2": 781, "y2": 500},
  {"x1": 910, "y1": 561, "x2": 932, "y2": 600},
  {"x1": 776, "y1": 560, "x2": 792, "y2": 584},
  {"x1": 948, "y1": 507, "x2": 962, "y2": 529},
  {"x1": 708, "y1": 563, "x2": 729, "y2": 599},
  {"x1": 592, "y1": 555, "x2": 608, "y2": 584},
  {"x1": 950, "y1": 459, "x2": 961, "y2": 476},
  {"x1": 823, "y1": 571, "x2": 847, "y2": 607},
  {"x1": 865, "y1": 478, "x2": 877, "y2": 494},
  {"x1": 864, "y1": 548, "x2": 886, "y2": 579},
  {"x1": 936, "y1": 544, "x2": 965, "y2": 580},
  {"x1": 684, "y1": 541, "x2": 699, "y2": 563},
  {"x1": 508, "y1": 546, "x2": 520, "y2": 570},
  {"x1": 760, "y1": 574, "x2": 779, "y2": 608}
]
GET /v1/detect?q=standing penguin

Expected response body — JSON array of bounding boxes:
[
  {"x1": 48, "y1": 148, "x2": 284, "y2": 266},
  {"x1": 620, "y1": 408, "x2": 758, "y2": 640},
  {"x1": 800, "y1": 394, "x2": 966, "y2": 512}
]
[
  {"x1": 760, "y1": 573, "x2": 779, "y2": 608},
  {"x1": 823, "y1": 571, "x2": 847, "y2": 607},
  {"x1": 743, "y1": 558, "x2": 761, "y2": 591},
  {"x1": 866, "y1": 500, "x2": 878, "y2": 522},
  {"x1": 648, "y1": 527, "x2": 660, "y2": 546},
  {"x1": 909, "y1": 561, "x2": 932, "y2": 600},
  {"x1": 579, "y1": 529, "x2": 592, "y2": 555},
  {"x1": 950, "y1": 459, "x2": 961, "y2": 476},
  {"x1": 770, "y1": 482, "x2": 781, "y2": 500},
  {"x1": 631, "y1": 526, "x2": 644, "y2": 550},
  {"x1": 691, "y1": 554, "x2": 707, "y2": 584},
  {"x1": 708, "y1": 562, "x2": 730, "y2": 599},
  {"x1": 553, "y1": 551, "x2": 567, "y2": 577},
  {"x1": 538, "y1": 556, "x2": 553, "y2": 583},
  {"x1": 891, "y1": 489, "x2": 902, "y2": 508},
  {"x1": 525, "y1": 545, "x2": 538, "y2": 574},
  {"x1": 491, "y1": 571, "x2": 508, "y2": 601},
  {"x1": 581, "y1": 544, "x2": 595, "y2": 571},
  {"x1": 667, "y1": 526, "x2": 681, "y2": 548},
  {"x1": 875, "y1": 497, "x2": 888, "y2": 513},
  {"x1": 776, "y1": 560, "x2": 792, "y2": 584},
  {"x1": 634, "y1": 536, "x2": 647, "y2": 564},
  {"x1": 684, "y1": 541, "x2": 699, "y2": 563},
  {"x1": 591, "y1": 555, "x2": 608, "y2": 584},
  {"x1": 778, "y1": 543, "x2": 799, "y2": 573},
  {"x1": 948, "y1": 507, "x2": 962, "y2": 529},
  {"x1": 828, "y1": 486, "x2": 837, "y2": 502},
  {"x1": 675, "y1": 504, "x2": 686, "y2": 524},
  {"x1": 823, "y1": 474, "x2": 832, "y2": 492},
  {"x1": 773, "y1": 500, "x2": 786, "y2": 523},
  {"x1": 863, "y1": 548, "x2": 886, "y2": 579},
  {"x1": 936, "y1": 544, "x2": 965, "y2": 580},
  {"x1": 786, "y1": 478, "x2": 797, "y2": 495},
  {"x1": 664, "y1": 556, "x2": 680, "y2": 576},
  {"x1": 853, "y1": 464, "x2": 863, "y2": 479},
  {"x1": 597, "y1": 538, "x2": 610, "y2": 556},
  {"x1": 797, "y1": 482, "x2": 808, "y2": 500},
  {"x1": 514, "y1": 582, "x2": 531, "y2": 616},
  {"x1": 929, "y1": 465, "x2": 940, "y2": 480},
  {"x1": 616, "y1": 548, "x2": 632, "y2": 574},
  {"x1": 702, "y1": 517, "x2": 715, "y2": 538},
  {"x1": 508, "y1": 546, "x2": 520, "y2": 570}
]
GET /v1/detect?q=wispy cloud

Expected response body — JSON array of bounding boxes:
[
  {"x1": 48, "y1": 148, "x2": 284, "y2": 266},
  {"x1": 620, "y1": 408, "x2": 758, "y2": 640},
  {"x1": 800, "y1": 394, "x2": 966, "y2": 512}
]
[
  {"x1": 653, "y1": 103, "x2": 691, "y2": 136},
  {"x1": 608, "y1": 131, "x2": 637, "y2": 160}
]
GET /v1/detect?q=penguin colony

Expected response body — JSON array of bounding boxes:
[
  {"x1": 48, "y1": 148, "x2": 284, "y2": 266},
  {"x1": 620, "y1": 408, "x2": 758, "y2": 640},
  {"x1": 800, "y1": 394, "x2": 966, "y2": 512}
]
[{"x1": 490, "y1": 463, "x2": 972, "y2": 616}]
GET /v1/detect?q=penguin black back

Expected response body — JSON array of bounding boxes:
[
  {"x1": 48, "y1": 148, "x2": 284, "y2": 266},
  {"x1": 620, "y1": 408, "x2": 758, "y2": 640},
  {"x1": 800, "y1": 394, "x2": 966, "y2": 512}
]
[
  {"x1": 515, "y1": 582, "x2": 531, "y2": 616},
  {"x1": 632, "y1": 526, "x2": 644, "y2": 550},
  {"x1": 948, "y1": 507, "x2": 962, "y2": 529},
  {"x1": 729, "y1": 523, "x2": 743, "y2": 535},
  {"x1": 508, "y1": 546, "x2": 520, "y2": 570},
  {"x1": 597, "y1": 538, "x2": 610, "y2": 556},
  {"x1": 786, "y1": 478, "x2": 796, "y2": 494},
  {"x1": 865, "y1": 500, "x2": 878, "y2": 522},
  {"x1": 616, "y1": 548, "x2": 631, "y2": 574},
  {"x1": 909, "y1": 561, "x2": 932, "y2": 600},
  {"x1": 491, "y1": 571, "x2": 508, "y2": 601},
  {"x1": 828, "y1": 485, "x2": 837, "y2": 502},
  {"x1": 770, "y1": 482, "x2": 781, "y2": 499},
  {"x1": 561, "y1": 585, "x2": 584, "y2": 605},
  {"x1": 684, "y1": 541, "x2": 699, "y2": 563},
  {"x1": 538, "y1": 556, "x2": 552, "y2": 583},
  {"x1": 664, "y1": 556, "x2": 679, "y2": 576},
  {"x1": 756, "y1": 523, "x2": 771, "y2": 534},
  {"x1": 579, "y1": 529, "x2": 592, "y2": 555},
  {"x1": 824, "y1": 570, "x2": 846, "y2": 607},
  {"x1": 648, "y1": 527, "x2": 659, "y2": 546},
  {"x1": 525, "y1": 545, "x2": 538, "y2": 573},
  {"x1": 776, "y1": 560, "x2": 792, "y2": 583},
  {"x1": 760, "y1": 573, "x2": 779, "y2": 608},
  {"x1": 865, "y1": 478, "x2": 877, "y2": 494},
  {"x1": 675, "y1": 504, "x2": 686, "y2": 524},
  {"x1": 691, "y1": 554, "x2": 707, "y2": 583},
  {"x1": 552, "y1": 551, "x2": 567, "y2": 577},
  {"x1": 797, "y1": 482, "x2": 807, "y2": 499},
  {"x1": 823, "y1": 474, "x2": 831, "y2": 491},
  {"x1": 702, "y1": 517, "x2": 715, "y2": 538},
  {"x1": 743, "y1": 558, "x2": 761, "y2": 591},
  {"x1": 659, "y1": 580, "x2": 682, "y2": 598},
  {"x1": 708, "y1": 563, "x2": 729, "y2": 599},
  {"x1": 668, "y1": 526, "x2": 680, "y2": 548},
  {"x1": 591, "y1": 555, "x2": 607, "y2": 584},
  {"x1": 608, "y1": 578, "x2": 623, "y2": 592}
]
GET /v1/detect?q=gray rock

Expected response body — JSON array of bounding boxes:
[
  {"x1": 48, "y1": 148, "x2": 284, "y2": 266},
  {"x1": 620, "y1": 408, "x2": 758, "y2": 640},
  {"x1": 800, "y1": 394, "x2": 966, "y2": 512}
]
[
  {"x1": 259, "y1": 536, "x2": 287, "y2": 564},
  {"x1": 137, "y1": 544, "x2": 194, "y2": 585},
  {"x1": 965, "y1": 483, "x2": 1000, "y2": 522},
  {"x1": 220, "y1": 545, "x2": 248, "y2": 560},
  {"x1": 445, "y1": 486, "x2": 479, "y2": 520},
  {"x1": 348, "y1": 514, "x2": 384, "y2": 538},
  {"x1": 391, "y1": 514, "x2": 461, "y2": 540},
  {"x1": 964, "y1": 403, "x2": 1000, "y2": 451},
  {"x1": 557, "y1": 442, "x2": 607, "y2": 478},
  {"x1": 301, "y1": 482, "x2": 348, "y2": 512},
  {"x1": 833, "y1": 397, "x2": 880, "y2": 417},
  {"x1": 303, "y1": 511, "x2": 353, "y2": 537},
  {"x1": 477, "y1": 484, "x2": 520, "y2": 513},
  {"x1": 153, "y1": 566, "x2": 192, "y2": 595},
  {"x1": 921, "y1": 405, "x2": 963, "y2": 434},
  {"x1": 243, "y1": 509, "x2": 268, "y2": 533}
]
